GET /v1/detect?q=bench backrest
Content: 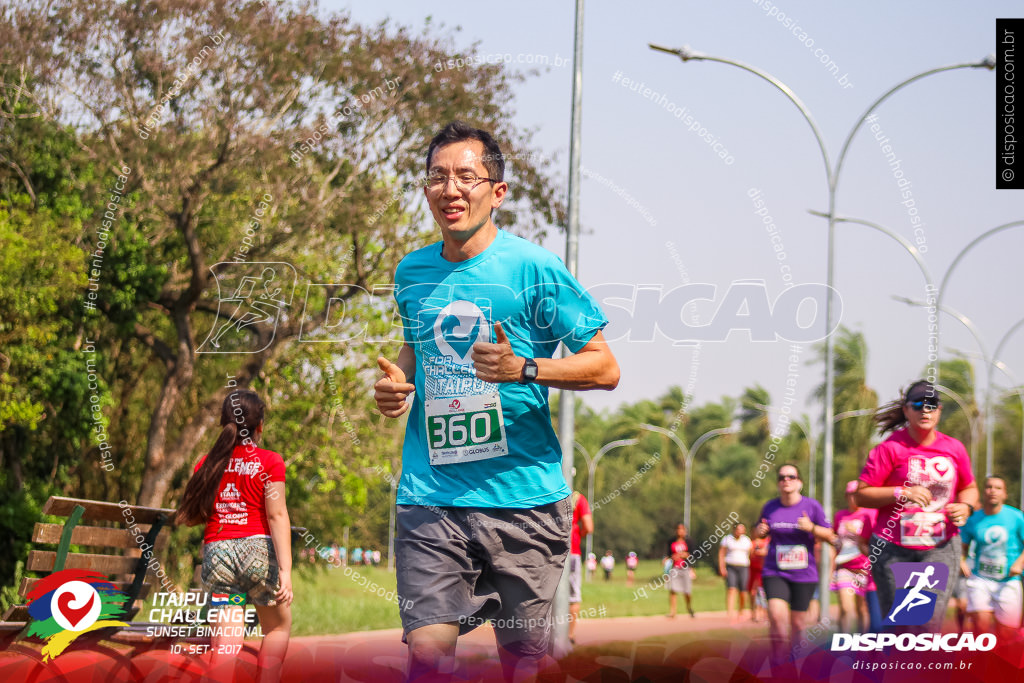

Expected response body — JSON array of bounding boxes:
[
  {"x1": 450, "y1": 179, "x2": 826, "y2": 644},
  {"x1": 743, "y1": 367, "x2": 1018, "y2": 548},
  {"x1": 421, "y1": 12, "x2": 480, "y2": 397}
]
[{"x1": 2, "y1": 496, "x2": 176, "y2": 623}]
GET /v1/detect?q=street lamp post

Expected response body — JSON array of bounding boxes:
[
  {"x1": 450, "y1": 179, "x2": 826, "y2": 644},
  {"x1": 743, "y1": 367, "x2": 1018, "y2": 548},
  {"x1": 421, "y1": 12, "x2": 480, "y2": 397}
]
[
  {"x1": 639, "y1": 423, "x2": 737, "y2": 528},
  {"x1": 754, "y1": 404, "x2": 874, "y2": 498},
  {"x1": 649, "y1": 44, "x2": 993, "y2": 619},
  {"x1": 574, "y1": 438, "x2": 639, "y2": 562},
  {"x1": 895, "y1": 298, "x2": 1024, "y2": 476}
]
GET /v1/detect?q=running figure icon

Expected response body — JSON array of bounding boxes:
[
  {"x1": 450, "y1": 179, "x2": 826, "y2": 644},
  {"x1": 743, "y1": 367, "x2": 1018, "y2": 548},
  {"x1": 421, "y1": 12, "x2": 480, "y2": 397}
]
[{"x1": 887, "y1": 565, "x2": 938, "y2": 621}]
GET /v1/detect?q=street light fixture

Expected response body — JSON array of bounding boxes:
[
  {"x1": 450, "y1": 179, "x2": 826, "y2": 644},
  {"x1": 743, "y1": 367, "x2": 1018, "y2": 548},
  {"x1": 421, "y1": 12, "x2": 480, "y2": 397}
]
[
  {"x1": 574, "y1": 438, "x2": 639, "y2": 562},
  {"x1": 639, "y1": 423, "x2": 737, "y2": 528},
  {"x1": 649, "y1": 42, "x2": 993, "y2": 619},
  {"x1": 894, "y1": 296, "x2": 1024, "y2": 477}
]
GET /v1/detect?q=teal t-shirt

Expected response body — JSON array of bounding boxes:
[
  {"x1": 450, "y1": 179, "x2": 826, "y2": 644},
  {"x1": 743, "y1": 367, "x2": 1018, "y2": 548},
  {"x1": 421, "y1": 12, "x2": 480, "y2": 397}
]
[
  {"x1": 394, "y1": 230, "x2": 608, "y2": 507},
  {"x1": 962, "y1": 505, "x2": 1024, "y2": 582}
]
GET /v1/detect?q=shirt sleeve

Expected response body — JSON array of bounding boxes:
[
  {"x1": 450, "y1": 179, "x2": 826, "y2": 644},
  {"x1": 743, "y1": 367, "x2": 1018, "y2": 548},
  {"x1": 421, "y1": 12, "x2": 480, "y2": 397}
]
[
  {"x1": 577, "y1": 495, "x2": 591, "y2": 517},
  {"x1": 813, "y1": 500, "x2": 830, "y2": 528},
  {"x1": 531, "y1": 257, "x2": 608, "y2": 354},
  {"x1": 860, "y1": 510, "x2": 877, "y2": 542},
  {"x1": 953, "y1": 439, "x2": 975, "y2": 492},
  {"x1": 266, "y1": 452, "x2": 286, "y2": 483},
  {"x1": 859, "y1": 441, "x2": 892, "y2": 487},
  {"x1": 960, "y1": 514, "x2": 975, "y2": 545}
]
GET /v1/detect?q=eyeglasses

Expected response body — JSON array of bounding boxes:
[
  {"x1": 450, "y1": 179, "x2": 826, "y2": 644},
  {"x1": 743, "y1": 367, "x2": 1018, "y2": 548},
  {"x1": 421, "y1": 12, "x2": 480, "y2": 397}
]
[
  {"x1": 424, "y1": 172, "x2": 498, "y2": 192},
  {"x1": 907, "y1": 400, "x2": 940, "y2": 412},
  {"x1": 777, "y1": 474, "x2": 799, "y2": 481}
]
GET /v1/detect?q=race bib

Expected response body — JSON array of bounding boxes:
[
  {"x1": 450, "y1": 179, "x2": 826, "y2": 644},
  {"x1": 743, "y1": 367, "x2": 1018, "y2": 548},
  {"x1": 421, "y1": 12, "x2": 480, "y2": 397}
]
[
  {"x1": 425, "y1": 393, "x2": 508, "y2": 465},
  {"x1": 977, "y1": 559, "x2": 1007, "y2": 580},
  {"x1": 899, "y1": 512, "x2": 946, "y2": 547},
  {"x1": 420, "y1": 301, "x2": 510, "y2": 466},
  {"x1": 776, "y1": 544, "x2": 809, "y2": 570}
]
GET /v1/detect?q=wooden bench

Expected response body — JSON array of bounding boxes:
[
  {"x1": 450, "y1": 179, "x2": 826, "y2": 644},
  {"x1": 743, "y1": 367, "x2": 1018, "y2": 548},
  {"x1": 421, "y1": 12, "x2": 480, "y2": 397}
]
[
  {"x1": 0, "y1": 496, "x2": 175, "y2": 648},
  {"x1": 1, "y1": 496, "x2": 307, "y2": 665}
]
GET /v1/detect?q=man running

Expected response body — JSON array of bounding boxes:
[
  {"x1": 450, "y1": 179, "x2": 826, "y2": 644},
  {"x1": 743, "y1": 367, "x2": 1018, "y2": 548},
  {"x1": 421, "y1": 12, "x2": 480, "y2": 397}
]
[
  {"x1": 373, "y1": 121, "x2": 619, "y2": 682},
  {"x1": 961, "y1": 475, "x2": 1024, "y2": 636}
]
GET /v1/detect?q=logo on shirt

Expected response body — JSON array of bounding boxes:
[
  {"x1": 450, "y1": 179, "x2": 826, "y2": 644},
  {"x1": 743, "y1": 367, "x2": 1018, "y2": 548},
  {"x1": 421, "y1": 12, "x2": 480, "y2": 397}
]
[
  {"x1": 221, "y1": 483, "x2": 240, "y2": 500},
  {"x1": 433, "y1": 300, "x2": 489, "y2": 366},
  {"x1": 907, "y1": 455, "x2": 955, "y2": 511},
  {"x1": 884, "y1": 562, "x2": 948, "y2": 626}
]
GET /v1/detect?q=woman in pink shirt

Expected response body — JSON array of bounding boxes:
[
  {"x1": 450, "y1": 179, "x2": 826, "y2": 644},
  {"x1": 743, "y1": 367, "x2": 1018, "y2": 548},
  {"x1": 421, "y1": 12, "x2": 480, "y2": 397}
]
[
  {"x1": 831, "y1": 480, "x2": 877, "y2": 633},
  {"x1": 855, "y1": 380, "x2": 978, "y2": 632}
]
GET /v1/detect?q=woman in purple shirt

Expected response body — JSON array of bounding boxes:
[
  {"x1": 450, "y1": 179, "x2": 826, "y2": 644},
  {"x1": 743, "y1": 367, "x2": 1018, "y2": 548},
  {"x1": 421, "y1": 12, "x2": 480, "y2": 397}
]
[{"x1": 753, "y1": 463, "x2": 834, "y2": 663}]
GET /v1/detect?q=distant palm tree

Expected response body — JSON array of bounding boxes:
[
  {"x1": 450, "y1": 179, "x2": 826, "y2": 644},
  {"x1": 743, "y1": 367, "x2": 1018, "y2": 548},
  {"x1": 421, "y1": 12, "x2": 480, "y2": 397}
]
[
  {"x1": 738, "y1": 385, "x2": 772, "y2": 448},
  {"x1": 813, "y1": 326, "x2": 878, "y2": 492}
]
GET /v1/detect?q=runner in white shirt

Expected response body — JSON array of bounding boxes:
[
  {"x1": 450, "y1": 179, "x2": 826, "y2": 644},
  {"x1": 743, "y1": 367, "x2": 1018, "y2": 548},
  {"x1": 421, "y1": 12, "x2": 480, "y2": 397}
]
[{"x1": 719, "y1": 523, "x2": 753, "y2": 621}]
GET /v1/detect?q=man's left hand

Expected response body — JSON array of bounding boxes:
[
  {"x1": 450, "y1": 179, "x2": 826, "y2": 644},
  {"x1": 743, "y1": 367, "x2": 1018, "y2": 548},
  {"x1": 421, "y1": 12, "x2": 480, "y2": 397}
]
[{"x1": 472, "y1": 321, "x2": 524, "y2": 383}]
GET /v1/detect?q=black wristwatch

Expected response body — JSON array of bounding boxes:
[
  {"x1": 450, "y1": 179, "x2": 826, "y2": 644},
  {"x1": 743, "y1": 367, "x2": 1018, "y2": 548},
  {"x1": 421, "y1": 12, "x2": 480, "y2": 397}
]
[{"x1": 519, "y1": 358, "x2": 538, "y2": 384}]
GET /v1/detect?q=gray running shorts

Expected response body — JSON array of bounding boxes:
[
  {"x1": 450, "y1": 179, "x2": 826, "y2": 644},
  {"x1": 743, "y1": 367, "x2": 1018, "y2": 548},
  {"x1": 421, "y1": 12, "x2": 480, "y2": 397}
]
[{"x1": 396, "y1": 496, "x2": 572, "y2": 657}]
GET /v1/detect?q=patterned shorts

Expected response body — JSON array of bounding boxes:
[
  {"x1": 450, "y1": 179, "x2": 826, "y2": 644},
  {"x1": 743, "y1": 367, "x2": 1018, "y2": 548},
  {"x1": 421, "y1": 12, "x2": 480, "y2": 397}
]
[{"x1": 202, "y1": 536, "x2": 280, "y2": 606}]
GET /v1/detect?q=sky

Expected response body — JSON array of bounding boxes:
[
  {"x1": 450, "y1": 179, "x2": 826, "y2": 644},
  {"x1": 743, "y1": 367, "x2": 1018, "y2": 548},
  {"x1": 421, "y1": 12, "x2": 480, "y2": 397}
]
[{"x1": 331, "y1": 0, "x2": 1023, "y2": 441}]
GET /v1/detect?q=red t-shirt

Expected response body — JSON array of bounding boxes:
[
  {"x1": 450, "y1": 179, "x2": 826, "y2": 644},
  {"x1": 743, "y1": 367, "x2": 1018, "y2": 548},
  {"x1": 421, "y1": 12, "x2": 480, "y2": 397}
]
[
  {"x1": 195, "y1": 444, "x2": 286, "y2": 544},
  {"x1": 571, "y1": 493, "x2": 591, "y2": 556},
  {"x1": 749, "y1": 537, "x2": 769, "y2": 571},
  {"x1": 669, "y1": 538, "x2": 691, "y2": 568},
  {"x1": 859, "y1": 429, "x2": 973, "y2": 550}
]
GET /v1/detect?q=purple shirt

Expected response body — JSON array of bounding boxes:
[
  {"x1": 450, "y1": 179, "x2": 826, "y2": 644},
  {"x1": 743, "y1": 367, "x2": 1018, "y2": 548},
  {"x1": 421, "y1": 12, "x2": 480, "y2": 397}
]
[{"x1": 759, "y1": 496, "x2": 830, "y2": 583}]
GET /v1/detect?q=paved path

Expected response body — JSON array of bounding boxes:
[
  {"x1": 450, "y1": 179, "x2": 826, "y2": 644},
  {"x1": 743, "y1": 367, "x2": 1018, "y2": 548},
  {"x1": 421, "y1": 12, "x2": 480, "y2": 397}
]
[{"x1": 283, "y1": 609, "x2": 778, "y2": 681}]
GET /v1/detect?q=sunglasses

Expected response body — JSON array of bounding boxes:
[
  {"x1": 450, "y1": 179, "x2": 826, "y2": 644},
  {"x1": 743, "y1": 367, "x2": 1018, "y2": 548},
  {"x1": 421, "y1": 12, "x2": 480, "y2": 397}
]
[
  {"x1": 907, "y1": 400, "x2": 940, "y2": 411},
  {"x1": 777, "y1": 474, "x2": 799, "y2": 481}
]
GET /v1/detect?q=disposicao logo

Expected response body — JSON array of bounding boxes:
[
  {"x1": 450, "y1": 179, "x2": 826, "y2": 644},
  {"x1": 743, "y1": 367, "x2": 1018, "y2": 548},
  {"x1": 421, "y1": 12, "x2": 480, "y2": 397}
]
[
  {"x1": 884, "y1": 562, "x2": 948, "y2": 626},
  {"x1": 24, "y1": 568, "x2": 128, "y2": 661}
]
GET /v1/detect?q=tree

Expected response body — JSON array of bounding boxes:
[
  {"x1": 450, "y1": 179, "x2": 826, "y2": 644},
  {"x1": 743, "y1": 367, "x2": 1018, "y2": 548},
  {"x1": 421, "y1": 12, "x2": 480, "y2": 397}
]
[
  {"x1": 813, "y1": 326, "x2": 878, "y2": 497},
  {"x1": 3, "y1": 0, "x2": 565, "y2": 510}
]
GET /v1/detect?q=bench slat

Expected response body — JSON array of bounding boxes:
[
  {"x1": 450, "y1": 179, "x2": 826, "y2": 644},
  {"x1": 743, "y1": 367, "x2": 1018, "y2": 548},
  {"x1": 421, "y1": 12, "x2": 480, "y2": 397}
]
[
  {"x1": 42, "y1": 497, "x2": 175, "y2": 525},
  {"x1": 31, "y1": 523, "x2": 168, "y2": 550},
  {"x1": 17, "y1": 577, "x2": 152, "y2": 600},
  {"x1": 27, "y1": 550, "x2": 146, "y2": 575}
]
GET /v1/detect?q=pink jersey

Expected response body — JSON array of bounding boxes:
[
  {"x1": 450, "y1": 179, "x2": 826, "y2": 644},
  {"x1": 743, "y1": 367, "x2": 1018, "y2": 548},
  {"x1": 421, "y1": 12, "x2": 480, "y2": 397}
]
[
  {"x1": 833, "y1": 508, "x2": 877, "y2": 571},
  {"x1": 859, "y1": 429, "x2": 973, "y2": 550}
]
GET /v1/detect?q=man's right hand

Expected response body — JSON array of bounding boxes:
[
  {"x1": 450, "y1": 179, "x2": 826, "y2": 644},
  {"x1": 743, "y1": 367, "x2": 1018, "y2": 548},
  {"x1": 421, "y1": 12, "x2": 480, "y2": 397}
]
[{"x1": 374, "y1": 357, "x2": 415, "y2": 417}]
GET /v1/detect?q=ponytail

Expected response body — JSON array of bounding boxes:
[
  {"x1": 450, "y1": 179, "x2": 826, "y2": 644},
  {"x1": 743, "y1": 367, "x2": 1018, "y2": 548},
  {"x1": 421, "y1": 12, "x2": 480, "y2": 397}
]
[
  {"x1": 874, "y1": 398, "x2": 907, "y2": 436},
  {"x1": 177, "y1": 390, "x2": 265, "y2": 526}
]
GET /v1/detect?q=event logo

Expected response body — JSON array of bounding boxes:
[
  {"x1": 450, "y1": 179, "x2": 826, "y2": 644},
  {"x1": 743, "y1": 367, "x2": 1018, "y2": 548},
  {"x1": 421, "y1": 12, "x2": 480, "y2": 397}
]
[
  {"x1": 24, "y1": 569, "x2": 128, "y2": 661},
  {"x1": 884, "y1": 562, "x2": 948, "y2": 626},
  {"x1": 433, "y1": 300, "x2": 488, "y2": 366},
  {"x1": 197, "y1": 262, "x2": 297, "y2": 353}
]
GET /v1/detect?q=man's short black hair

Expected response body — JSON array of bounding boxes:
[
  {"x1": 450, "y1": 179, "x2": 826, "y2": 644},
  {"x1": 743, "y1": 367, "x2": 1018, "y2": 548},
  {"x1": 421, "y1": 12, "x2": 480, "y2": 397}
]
[{"x1": 426, "y1": 121, "x2": 505, "y2": 182}]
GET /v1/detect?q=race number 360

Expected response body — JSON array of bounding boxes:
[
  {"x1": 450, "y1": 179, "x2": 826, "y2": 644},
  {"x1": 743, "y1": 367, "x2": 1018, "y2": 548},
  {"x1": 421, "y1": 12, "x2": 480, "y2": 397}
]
[{"x1": 427, "y1": 409, "x2": 501, "y2": 449}]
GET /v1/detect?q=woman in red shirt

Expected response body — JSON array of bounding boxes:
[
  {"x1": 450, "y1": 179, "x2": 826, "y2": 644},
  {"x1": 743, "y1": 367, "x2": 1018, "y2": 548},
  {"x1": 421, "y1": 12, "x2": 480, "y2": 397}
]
[
  {"x1": 178, "y1": 390, "x2": 292, "y2": 683},
  {"x1": 748, "y1": 534, "x2": 769, "y2": 622}
]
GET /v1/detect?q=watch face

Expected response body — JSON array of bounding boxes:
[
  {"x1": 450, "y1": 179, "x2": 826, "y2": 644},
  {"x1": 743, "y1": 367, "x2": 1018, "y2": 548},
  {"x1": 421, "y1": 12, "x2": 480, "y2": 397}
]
[{"x1": 523, "y1": 359, "x2": 538, "y2": 382}]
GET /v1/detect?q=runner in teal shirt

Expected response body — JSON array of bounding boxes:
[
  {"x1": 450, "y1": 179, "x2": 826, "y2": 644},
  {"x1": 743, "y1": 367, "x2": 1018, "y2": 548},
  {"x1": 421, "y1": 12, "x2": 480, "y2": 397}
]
[
  {"x1": 373, "y1": 121, "x2": 619, "y2": 681},
  {"x1": 961, "y1": 475, "x2": 1024, "y2": 636}
]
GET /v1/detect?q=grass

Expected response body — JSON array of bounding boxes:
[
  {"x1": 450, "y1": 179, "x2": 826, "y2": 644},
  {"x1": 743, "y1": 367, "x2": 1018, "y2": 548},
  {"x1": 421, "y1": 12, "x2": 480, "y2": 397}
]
[
  {"x1": 138, "y1": 559, "x2": 736, "y2": 637},
  {"x1": 284, "y1": 559, "x2": 733, "y2": 635}
]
